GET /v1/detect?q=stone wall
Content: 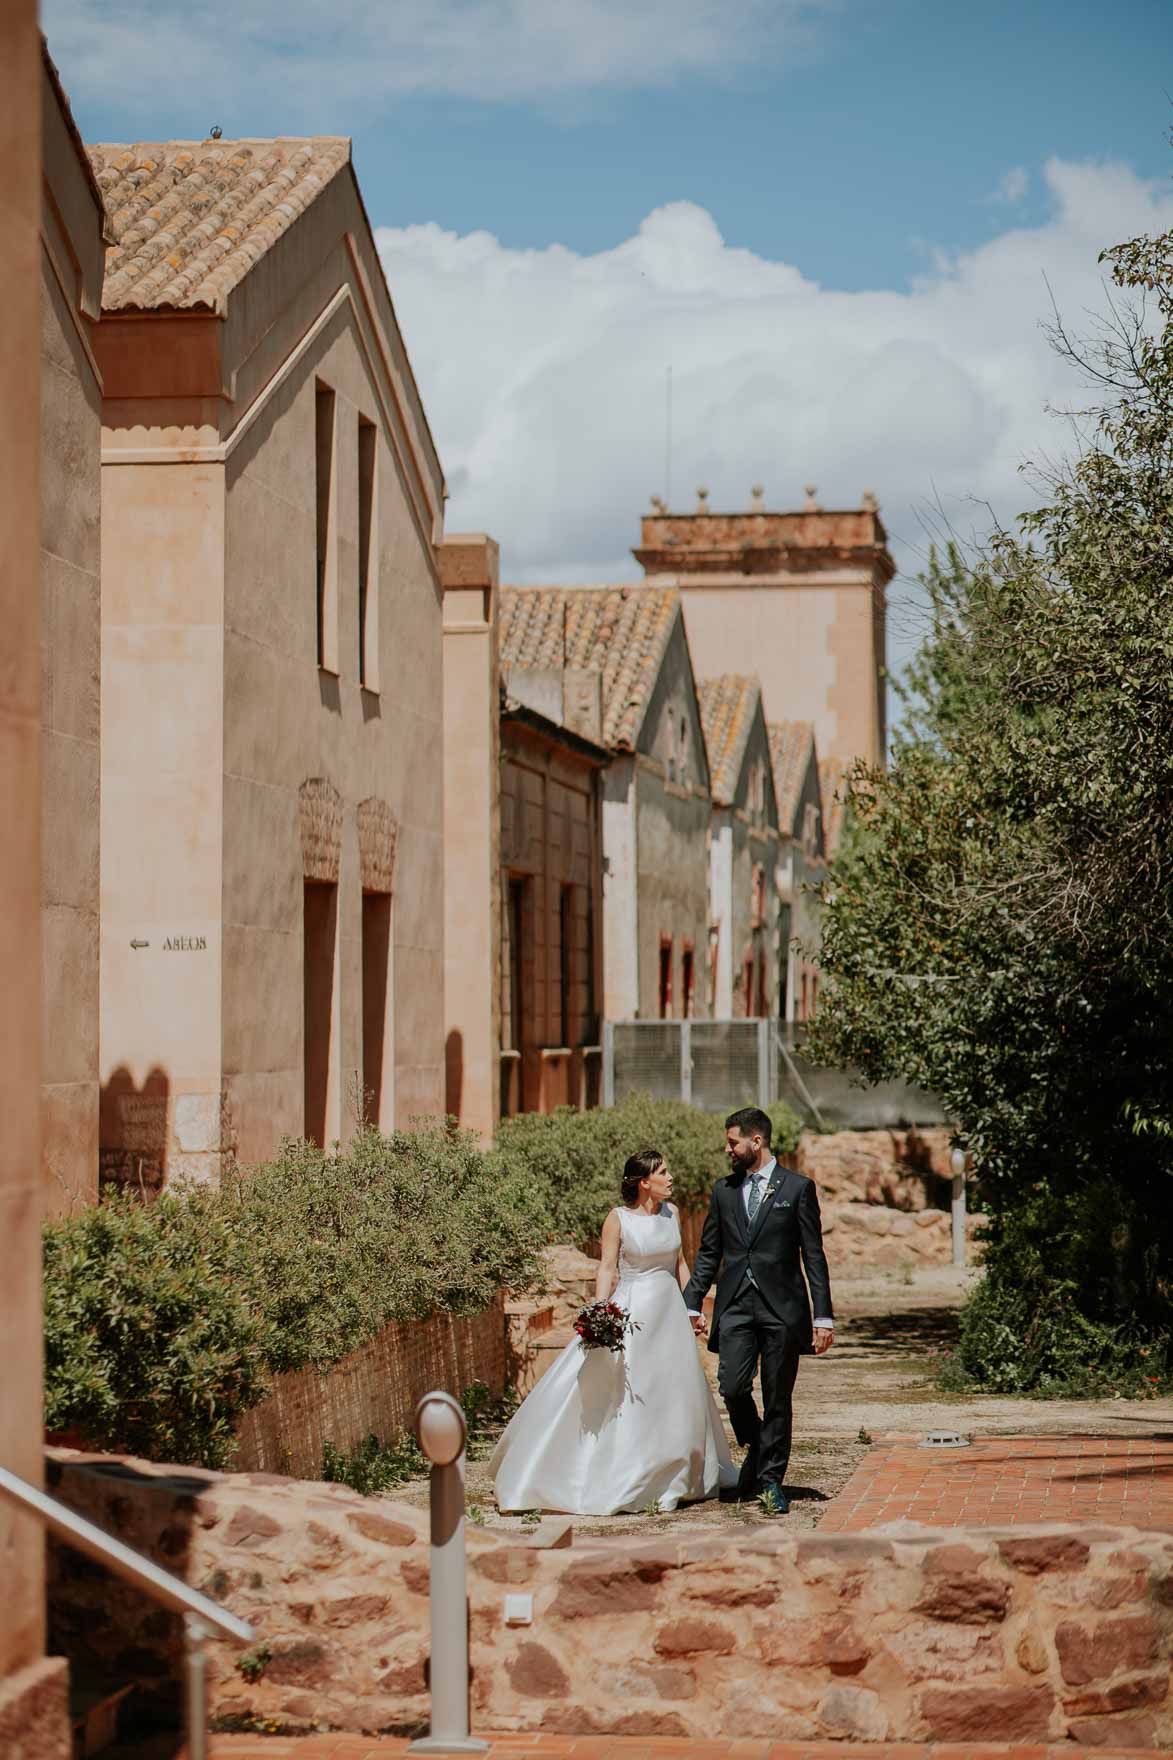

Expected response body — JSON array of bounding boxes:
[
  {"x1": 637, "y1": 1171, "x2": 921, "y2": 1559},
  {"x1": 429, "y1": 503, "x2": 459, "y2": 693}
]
[
  {"x1": 233, "y1": 1294, "x2": 506, "y2": 1478},
  {"x1": 46, "y1": 1450, "x2": 1173, "y2": 1746},
  {"x1": 797, "y1": 1127, "x2": 954, "y2": 1209}
]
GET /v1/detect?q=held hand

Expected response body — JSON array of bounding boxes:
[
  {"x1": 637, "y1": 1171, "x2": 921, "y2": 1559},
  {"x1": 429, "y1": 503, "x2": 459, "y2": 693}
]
[
  {"x1": 689, "y1": 1312, "x2": 707, "y2": 1336},
  {"x1": 813, "y1": 1326, "x2": 834, "y2": 1355}
]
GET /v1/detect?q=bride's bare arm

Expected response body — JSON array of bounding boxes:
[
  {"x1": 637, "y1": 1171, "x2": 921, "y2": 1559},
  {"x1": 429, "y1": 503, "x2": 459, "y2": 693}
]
[
  {"x1": 676, "y1": 1249, "x2": 691, "y2": 1292},
  {"x1": 594, "y1": 1210, "x2": 621, "y2": 1301}
]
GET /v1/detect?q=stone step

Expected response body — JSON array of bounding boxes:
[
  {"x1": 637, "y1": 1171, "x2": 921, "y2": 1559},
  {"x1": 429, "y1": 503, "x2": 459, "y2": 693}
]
[{"x1": 69, "y1": 1676, "x2": 135, "y2": 1758}]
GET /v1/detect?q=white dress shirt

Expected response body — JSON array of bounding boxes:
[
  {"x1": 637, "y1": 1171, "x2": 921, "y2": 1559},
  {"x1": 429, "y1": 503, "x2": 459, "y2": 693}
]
[{"x1": 688, "y1": 1155, "x2": 833, "y2": 1328}]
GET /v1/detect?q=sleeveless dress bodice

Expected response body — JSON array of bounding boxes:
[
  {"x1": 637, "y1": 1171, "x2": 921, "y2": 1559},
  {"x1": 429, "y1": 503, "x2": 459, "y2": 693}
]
[{"x1": 615, "y1": 1205, "x2": 681, "y2": 1285}]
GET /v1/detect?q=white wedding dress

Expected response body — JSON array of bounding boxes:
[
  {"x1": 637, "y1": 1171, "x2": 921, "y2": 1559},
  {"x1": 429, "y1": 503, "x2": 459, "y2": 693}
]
[{"x1": 491, "y1": 1204, "x2": 735, "y2": 1515}]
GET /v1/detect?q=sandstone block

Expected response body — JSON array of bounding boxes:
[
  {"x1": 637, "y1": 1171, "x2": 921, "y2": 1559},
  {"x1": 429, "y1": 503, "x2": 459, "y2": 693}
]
[
  {"x1": 1016, "y1": 1623, "x2": 1050, "y2": 1676},
  {"x1": 914, "y1": 1573, "x2": 1010, "y2": 1624},
  {"x1": 653, "y1": 1616, "x2": 737, "y2": 1656},
  {"x1": 538, "y1": 1702, "x2": 688, "y2": 1736},
  {"x1": 264, "y1": 1638, "x2": 333, "y2": 1688},
  {"x1": 1068, "y1": 1710, "x2": 1159, "y2": 1745},
  {"x1": 1055, "y1": 1614, "x2": 1160, "y2": 1684},
  {"x1": 222, "y1": 1505, "x2": 282, "y2": 1548},
  {"x1": 346, "y1": 1511, "x2": 416, "y2": 1547},
  {"x1": 817, "y1": 1683, "x2": 889, "y2": 1740},
  {"x1": 551, "y1": 1559, "x2": 665, "y2": 1618},
  {"x1": 474, "y1": 1547, "x2": 535, "y2": 1584},
  {"x1": 920, "y1": 1683, "x2": 1055, "y2": 1741},
  {"x1": 608, "y1": 1661, "x2": 696, "y2": 1701},
  {"x1": 400, "y1": 1559, "x2": 429, "y2": 1595},
  {"x1": 997, "y1": 1533, "x2": 1091, "y2": 1574},
  {"x1": 1086, "y1": 1571, "x2": 1149, "y2": 1609},
  {"x1": 1063, "y1": 1673, "x2": 1169, "y2": 1718},
  {"x1": 885, "y1": 1619, "x2": 1001, "y2": 1682},
  {"x1": 506, "y1": 1641, "x2": 570, "y2": 1699}
]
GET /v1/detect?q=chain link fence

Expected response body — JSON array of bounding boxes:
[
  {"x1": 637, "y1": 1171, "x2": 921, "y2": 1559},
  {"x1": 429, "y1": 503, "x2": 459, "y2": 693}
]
[{"x1": 602, "y1": 1019, "x2": 947, "y2": 1130}]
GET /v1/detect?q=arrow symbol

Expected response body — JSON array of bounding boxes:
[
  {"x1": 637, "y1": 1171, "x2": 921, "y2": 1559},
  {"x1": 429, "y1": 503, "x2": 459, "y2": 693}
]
[{"x1": 130, "y1": 938, "x2": 150, "y2": 950}]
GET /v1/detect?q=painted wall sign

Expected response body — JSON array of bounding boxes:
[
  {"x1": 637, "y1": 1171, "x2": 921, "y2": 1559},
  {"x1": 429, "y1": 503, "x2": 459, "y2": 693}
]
[{"x1": 162, "y1": 936, "x2": 208, "y2": 951}]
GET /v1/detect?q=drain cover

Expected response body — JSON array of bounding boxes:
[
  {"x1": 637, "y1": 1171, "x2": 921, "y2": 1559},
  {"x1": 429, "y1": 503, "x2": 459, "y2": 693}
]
[{"x1": 920, "y1": 1430, "x2": 971, "y2": 1449}]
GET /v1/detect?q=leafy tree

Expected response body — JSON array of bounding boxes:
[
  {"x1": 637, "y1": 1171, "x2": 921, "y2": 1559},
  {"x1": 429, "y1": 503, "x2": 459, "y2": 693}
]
[{"x1": 808, "y1": 208, "x2": 1173, "y2": 1395}]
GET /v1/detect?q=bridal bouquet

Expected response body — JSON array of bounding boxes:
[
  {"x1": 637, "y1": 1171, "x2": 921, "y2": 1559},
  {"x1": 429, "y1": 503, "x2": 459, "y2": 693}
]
[{"x1": 574, "y1": 1299, "x2": 640, "y2": 1354}]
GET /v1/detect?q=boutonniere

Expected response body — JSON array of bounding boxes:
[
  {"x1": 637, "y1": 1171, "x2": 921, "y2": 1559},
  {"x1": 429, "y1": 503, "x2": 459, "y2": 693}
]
[{"x1": 764, "y1": 1186, "x2": 777, "y2": 1200}]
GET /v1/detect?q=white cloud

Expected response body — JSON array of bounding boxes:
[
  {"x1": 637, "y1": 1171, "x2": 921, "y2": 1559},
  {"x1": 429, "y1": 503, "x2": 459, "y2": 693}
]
[
  {"x1": 375, "y1": 158, "x2": 1173, "y2": 691},
  {"x1": 43, "y1": 0, "x2": 830, "y2": 115}
]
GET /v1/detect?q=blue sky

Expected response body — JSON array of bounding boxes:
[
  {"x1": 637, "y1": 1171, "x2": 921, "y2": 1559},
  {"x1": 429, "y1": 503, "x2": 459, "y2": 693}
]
[
  {"x1": 46, "y1": 0, "x2": 1173, "y2": 705},
  {"x1": 48, "y1": 0, "x2": 1171, "y2": 293}
]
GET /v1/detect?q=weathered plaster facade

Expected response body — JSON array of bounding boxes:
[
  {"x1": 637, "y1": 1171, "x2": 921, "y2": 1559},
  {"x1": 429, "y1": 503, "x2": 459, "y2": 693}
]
[
  {"x1": 95, "y1": 140, "x2": 447, "y2": 1184},
  {"x1": 770, "y1": 721, "x2": 826, "y2": 1022},
  {"x1": 40, "y1": 51, "x2": 107, "y2": 1215},
  {"x1": 700, "y1": 679, "x2": 781, "y2": 1018},
  {"x1": 441, "y1": 535, "x2": 501, "y2": 1143},
  {"x1": 0, "y1": 31, "x2": 76, "y2": 1756},
  {"x1": 635, "y1": 495, "x2": 894, "y2": 768}
]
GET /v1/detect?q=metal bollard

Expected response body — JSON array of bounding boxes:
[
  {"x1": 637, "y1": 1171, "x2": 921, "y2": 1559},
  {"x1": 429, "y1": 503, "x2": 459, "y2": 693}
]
[
  {"x1": 407, "y1": 1391, "x2": 488, "y2": 1755},
  {"x1": 950, "y1": 1146, "x2": 968, "y2": 1267},
  {"x1": 184, "y1": 1612, "x2": 212, "y2": 1760}
]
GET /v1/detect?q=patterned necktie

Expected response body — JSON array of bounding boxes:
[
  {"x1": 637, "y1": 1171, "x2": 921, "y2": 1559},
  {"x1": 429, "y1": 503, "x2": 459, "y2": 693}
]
[{"x1": 747, "y1": 1173, "x2": 763, "y2": 1223}]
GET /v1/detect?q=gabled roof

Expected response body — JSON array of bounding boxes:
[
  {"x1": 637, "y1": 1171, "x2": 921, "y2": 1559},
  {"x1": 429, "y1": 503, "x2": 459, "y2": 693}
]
[
  {"x1": 87, "y1": 136, "x2": 351, "y2": 312},
  {"x1": 819, "y1": 756, "x2": 850, "y2": 858},
  {"x1": 698, "y1": 675, "x2": 761, "y2": 808},
  {"x1": 768, "y1": 720, "x2": 817, "y2": 835},
  {"x1": 499, "y1": 586, "x2": 680, "y2": 753}
]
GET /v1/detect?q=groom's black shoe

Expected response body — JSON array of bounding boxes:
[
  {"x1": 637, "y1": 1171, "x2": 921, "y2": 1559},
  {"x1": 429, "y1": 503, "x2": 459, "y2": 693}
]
[
  {"x1": 758, "y1": 1481, "x2": 790, "y2": 1516},
  {"x1": 726, "y1": 1445, "x2": 759, "y2": 1502}
]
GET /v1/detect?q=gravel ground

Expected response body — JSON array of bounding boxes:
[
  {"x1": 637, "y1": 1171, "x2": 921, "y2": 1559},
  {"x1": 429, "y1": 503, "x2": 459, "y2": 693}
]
[{"x1": 385, "y1": 1264, "x2": 1173, "y2": 1539}]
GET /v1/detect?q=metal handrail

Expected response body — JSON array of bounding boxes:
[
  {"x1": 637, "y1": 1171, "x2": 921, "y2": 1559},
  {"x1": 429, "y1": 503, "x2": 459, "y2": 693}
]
[{"x1": 0, "y1": 1463, "x2": 253, "y2": 1759}]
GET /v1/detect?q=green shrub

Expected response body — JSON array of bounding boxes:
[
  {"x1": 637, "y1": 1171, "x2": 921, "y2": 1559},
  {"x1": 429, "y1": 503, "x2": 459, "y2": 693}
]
[
  {"x1": 43, "y1": 1124, "x2": 544, "y2": 1467},
  {"x1": 43, "y1": 1188, "x2": 272, "y2": 1467},
  {"x1": 491, "y1": 1092, "x2": 803, "y2": 1248}
]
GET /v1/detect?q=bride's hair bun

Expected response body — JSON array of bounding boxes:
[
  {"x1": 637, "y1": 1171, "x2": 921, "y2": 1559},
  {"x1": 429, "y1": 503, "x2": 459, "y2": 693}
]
[{"x1": 621, "y1": 1147, "x2": 664, "y2": 1205}]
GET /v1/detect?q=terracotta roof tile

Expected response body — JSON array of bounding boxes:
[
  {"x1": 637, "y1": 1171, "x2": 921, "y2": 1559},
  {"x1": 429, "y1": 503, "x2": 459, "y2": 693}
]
[
  {"x1": 819, "y1": 756, "x2": 851, "y2": 858},
  {"x1": 499, "y1": 586, "x2": 681, "y2": 753},
  {"x1": 768, "y1": 720, "x2": 817, "y2": 835},
  {"x1": 86, "y1": 136, "x2": 351, "y2": 311},
  {"x1": 698, "y1": 675, "x2": 760, "y2": 807}
]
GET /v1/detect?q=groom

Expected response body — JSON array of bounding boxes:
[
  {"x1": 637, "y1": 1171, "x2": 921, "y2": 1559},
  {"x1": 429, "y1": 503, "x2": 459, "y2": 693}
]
[{"x1": 683, "y1": 1106, "x2": 834, "y2": 1514}]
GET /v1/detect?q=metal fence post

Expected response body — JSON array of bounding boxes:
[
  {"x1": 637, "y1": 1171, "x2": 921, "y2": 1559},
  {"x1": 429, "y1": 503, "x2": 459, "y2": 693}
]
[
  {"x1": 408, "y1": 1394, "x2": 487, "y2": 1755},
  {"x1": 681, "y1": 1019, "x2": 692, "y2": 1106},
  {"x1": 756, "y1": 1018, "x2": 770, "y2": 1109},
  {"x1": 602, "y1": 1020, "x2": 614, "y2": 1108}
]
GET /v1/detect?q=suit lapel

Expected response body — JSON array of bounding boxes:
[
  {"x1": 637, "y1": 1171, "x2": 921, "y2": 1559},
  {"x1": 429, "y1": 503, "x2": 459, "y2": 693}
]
[{"x1": 725, "y1": 1176, "x2": 750, "y2": 1245}]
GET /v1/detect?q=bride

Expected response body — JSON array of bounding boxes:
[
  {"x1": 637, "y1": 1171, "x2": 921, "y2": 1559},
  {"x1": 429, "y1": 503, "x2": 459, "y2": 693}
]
[{"x1": 491, "y1": 1148, "x2": 735, "y2": 1515}]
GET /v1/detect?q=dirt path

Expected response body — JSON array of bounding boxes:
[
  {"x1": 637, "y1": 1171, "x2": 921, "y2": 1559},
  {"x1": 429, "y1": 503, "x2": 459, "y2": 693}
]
[{"x1": 389, "y1": 1265, "x2": 1173, "y2": 1539}]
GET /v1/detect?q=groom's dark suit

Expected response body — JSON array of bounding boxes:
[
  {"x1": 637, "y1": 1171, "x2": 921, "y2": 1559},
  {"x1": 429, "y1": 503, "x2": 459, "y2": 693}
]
[{"x1": 682, "y1": 1162, "x2": 833, "y2": 1492}]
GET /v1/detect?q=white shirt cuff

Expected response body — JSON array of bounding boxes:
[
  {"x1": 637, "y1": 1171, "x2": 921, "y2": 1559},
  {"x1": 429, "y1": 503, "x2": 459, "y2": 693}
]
[{"x1": 813, "y1": 1318, "x2": 834, "y2": 1328}]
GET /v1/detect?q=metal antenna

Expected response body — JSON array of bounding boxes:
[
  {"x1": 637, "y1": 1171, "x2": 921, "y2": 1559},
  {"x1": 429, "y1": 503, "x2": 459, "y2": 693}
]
[{"x1": 665, "y1": 363, "x2": 673, "y2": 511}]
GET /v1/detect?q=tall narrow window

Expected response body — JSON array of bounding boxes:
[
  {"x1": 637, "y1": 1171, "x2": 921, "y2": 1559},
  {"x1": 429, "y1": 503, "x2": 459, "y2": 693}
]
[
  {"x1": 361, "y1": 891, "x2": 393, "y2": 1127},
  {"x1": 681, "y1": 943, "x2": 695, "y2": 1019},
  {"x1": 304, "y1": 880, "x2": 339, "y2": 1148},
  {"x1": 315, "y1": 383, "x2": 338, "y2": 672},
  {"x1": 658, "y1": 936, "x2": 673, "y2": 1019},
  {"x1": 559, "y1": 885, "x2": 574, "y2": 1048},
  {"x1": 743, "y1": 952, "x2": 756, "y2": 1018},
  {"x1": 508, "y1": 875, "x2": 527, "y2": 1056},
  {"x1": 357, "y1": 416, "x2": 378, "y2": 689}
]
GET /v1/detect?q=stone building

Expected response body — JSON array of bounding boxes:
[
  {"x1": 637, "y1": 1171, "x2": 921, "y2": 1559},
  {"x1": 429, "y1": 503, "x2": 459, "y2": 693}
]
[
  {"x1": 0, "y1": 30, "x2": 101, "y2": 1751},
  {"x1": 698, "y1": 677, "x2": 781, "y2": 1018},
  {"x1": 91, "y1": 135, "x2": 448, "y2": 1184},
  {"x1": 500, "y1": 586, "x2": 711, "y2": 1025},
  {"x1": 769, "y1": 720, "x2": 826, "y2": 1022},
  {"x1": 40, "y1": 48, "x2": 108, "y2": 1215},
  {"x1": 635, "y1": 488, "x2": 895, "y2": 767}
]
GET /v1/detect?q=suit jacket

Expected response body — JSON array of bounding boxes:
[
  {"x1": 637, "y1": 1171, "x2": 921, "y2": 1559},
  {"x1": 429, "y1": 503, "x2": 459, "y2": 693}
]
[{"x1": 682, "y1": 1165, "x2": 833, "y2": 1354}]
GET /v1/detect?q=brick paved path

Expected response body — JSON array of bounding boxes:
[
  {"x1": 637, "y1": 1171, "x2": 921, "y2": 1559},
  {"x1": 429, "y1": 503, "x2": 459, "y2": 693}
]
[
  {"x1": 817, "y1": 1435, "x2": 1173, "y2": 1532},
  {"x1": 178, "y1": 1740, "x2": 1168, "y2": 1759}
]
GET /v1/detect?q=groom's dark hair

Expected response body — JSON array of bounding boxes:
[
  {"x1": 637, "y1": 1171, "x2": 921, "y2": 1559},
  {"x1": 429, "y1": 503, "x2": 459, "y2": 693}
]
[{"x1": 725, "y1": 1105, "x2": 772, "y2": 1144}]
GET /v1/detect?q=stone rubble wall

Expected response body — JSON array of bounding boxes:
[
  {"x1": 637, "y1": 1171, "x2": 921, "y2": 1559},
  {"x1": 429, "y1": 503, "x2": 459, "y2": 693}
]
[
  {"x1": 46, "y1": 1450, "x2": 1173, "y2": 1748},
  {"x1": 233, "y1": 1294, "x2": 506, "y2": 1478},
  {"x1": 796, "y1": 1127, "x2": 955, "y2": 1209}
]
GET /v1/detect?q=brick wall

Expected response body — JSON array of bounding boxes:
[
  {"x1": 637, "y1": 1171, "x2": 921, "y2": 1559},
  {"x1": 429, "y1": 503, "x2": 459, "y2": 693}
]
[{"x1": 233, "y1": 1293, "x2": 506, "y2": 1478}]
